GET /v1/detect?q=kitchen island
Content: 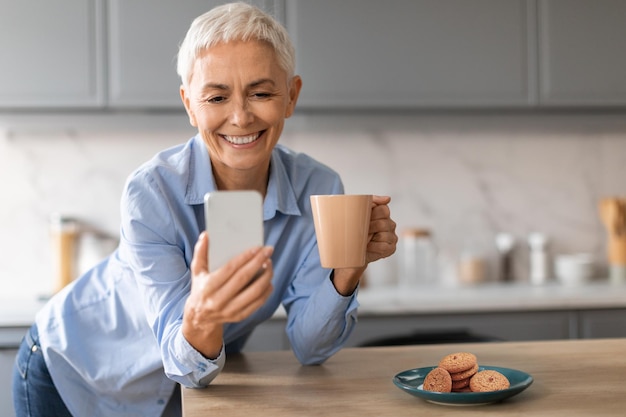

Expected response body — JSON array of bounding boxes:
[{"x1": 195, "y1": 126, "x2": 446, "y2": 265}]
[
  {"x1": 2, "y1": 283, "x2": 626, "y2": 417},
  {"x1": 182, "y1": 338, "x2": 626, "y2": 417}
]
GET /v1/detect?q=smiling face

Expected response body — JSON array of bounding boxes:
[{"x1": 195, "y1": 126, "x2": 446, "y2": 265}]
[{"x1": 180, "y1": 40, "x2": 302, "y2": 193}]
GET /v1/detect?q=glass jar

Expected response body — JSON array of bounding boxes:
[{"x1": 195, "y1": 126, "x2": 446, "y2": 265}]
[{"x1": 397, "y1": 228, "x2": 437, "y2": 287}]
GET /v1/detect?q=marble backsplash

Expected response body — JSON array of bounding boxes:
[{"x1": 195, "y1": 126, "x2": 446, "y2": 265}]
[{"x1": 2, "y1": 112, "x2": 626, "y2": 297}]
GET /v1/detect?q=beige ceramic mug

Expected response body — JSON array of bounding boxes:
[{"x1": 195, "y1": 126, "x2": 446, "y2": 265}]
[{"x1": 310, "y1": 194, "x2": 373, "y2": 268}]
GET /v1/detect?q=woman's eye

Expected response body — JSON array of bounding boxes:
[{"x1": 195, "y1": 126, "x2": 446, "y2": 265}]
[{"x1": 207, "y1": 96, "x2": 226, "y2": 104}]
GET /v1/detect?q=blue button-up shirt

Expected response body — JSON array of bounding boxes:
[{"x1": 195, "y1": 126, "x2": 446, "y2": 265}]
[{"x1": 35, "y1": 134, "x2": 359, "y2": 417}]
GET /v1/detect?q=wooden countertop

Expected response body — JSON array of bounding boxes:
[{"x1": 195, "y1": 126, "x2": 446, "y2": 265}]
[{"x1": 182, "y1": 338, "x2": 626, "y2": 416}]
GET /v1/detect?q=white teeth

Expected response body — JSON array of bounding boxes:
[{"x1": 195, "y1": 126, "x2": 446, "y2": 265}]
[{"x1": 223, "y1": 133, "x2": 260, "y2": 145}]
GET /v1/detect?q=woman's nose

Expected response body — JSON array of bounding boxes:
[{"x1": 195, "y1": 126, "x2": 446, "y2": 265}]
[{"x1": 228, "y1": 99, "x2": 254, "y2": 127}]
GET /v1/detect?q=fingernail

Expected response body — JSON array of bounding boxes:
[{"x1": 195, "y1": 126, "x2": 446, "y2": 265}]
[
  {"x1": 261, "y1": 257, "x2": 272, "y2": 270},
  {"x1": 263, "y1": 246, "x2": 274, "y2": 257}
]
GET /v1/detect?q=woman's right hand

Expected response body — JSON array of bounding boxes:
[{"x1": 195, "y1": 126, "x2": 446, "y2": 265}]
[{"x1": 182, "y1": 231, "x2": 274, "y2": 359}]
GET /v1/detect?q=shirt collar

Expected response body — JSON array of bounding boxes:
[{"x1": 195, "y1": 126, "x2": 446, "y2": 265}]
[
  {"x1": 184, "y1": 134, "x2": 216, "y2": 206},
  {"x1": 185, "y1": 135, "x2": 301, "y2": 219},
  {"x1": 266, "y1": 146, "x2": 301, "y2": 218}
]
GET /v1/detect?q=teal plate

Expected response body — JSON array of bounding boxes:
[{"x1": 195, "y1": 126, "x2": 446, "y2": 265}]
[{"x1": 393, "y1": 365, "x2": 533, "y2": 406}]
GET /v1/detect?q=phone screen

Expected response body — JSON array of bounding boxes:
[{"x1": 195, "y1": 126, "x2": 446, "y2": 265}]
[{"x1": 204, "y1": 190, "x2": 264, "y2": 272}]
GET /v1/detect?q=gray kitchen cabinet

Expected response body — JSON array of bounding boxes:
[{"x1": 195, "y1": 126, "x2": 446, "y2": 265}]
[
  {"x1": 242, "y1": 310, "x2": 574, "y2": 351},
  {"x1": 0, "y1": 327, "x2": 27, "y2": 417},
  {"x1": 538, "y1": 0, "x2": 626, "y2": 106},
  {"x1": 243, "y1": 308, "x2": 626, "y2": 352},
  {"x1": 108, "y1": 0, "x2": 285, "y2": 108},
  {"x1": 3, "y1": 0, "x2": 626, "y2": 111},
  {"x1": 0, "y1": 349, "x2": 17, "y2": 417},
  {"x1": 0, "y1": 0, "x2": 283, "y2": 110},
  {"x1": 286, "y1": 0, "x2": 535, "y2": 109},
  {"x1": 578, "y1": 309, "x2": 626, "y2": 339},
  {"x1": 243, "y1": 318, "x2": 290, "y2": 352},
  {"x1": 0, "y1": 0, "x2": 105, "y2": 108},
  {"x1": 344, "y1": 311, "x2": 573, "y2": 347}
]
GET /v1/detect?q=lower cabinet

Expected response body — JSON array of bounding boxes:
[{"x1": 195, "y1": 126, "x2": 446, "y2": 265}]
[
  {"x1": 0, "y1": 327, "x2": 27, "y2": 417},
  {"x1": 243, "y1": 308, "x2": 625, "y2": 352},
  {"x1": 578, "y1": 309, "x2": 626, "y2": 339},
  {"x1": 345, "y1": 311, "x2": 574, "y2": 347},
  {"x1": 243, "y1": 319, "x2": 291, "y2": 352},
  {"x1": 0, "y1": 348, "x2": 18, "y2": 417}
]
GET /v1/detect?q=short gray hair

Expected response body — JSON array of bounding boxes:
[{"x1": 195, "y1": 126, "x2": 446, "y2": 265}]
[{"x1": 177, "y1": 2, "x2": 295, "y2": 88}]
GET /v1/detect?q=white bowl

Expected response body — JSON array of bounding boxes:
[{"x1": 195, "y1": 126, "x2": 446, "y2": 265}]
[{"x1": 555, "y1": 254, "x2": 595, "y2": 285}]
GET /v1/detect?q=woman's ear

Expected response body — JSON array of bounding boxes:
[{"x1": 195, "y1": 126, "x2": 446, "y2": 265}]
[
  {"x1": 285, "y1": 75, "x2": 302, "y2": 118},
  {"x1": 180, "y1": 85, "x2": 198, "y2": 127}
]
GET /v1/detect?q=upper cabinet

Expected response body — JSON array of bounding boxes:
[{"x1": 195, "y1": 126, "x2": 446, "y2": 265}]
[
  {"x1": 1, "y1": 0, "x2": 625, "y2": 110},
  {"x1": 0, "y1": 0, "x2": 283, "y2": 110},
  {"x1": 0, "y1": 0, "x2": 105, "y2": 108},
  {"x1": 107, "y1": 0, "x2": 211, "y2": 108},
  {"x1": 108, "y1": 0, "x2": 284, "y2": 108},
  {"x1": 287, "y1": 0, "x2": 535, "y2": 109},
  {"x1": 538, "y1": 0, "x2": 626, "y2": 106}
]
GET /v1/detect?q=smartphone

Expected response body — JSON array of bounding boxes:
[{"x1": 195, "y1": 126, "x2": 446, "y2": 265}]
[{"x1": 204, "y1": 190, "x2": 264, "y2": 272}]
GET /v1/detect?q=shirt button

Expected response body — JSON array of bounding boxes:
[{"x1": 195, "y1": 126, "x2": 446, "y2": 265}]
[
  {"x1": 31, "y1": 345, "x2": 38, "y2": 353},
  {"x1": 157, "y1": 399, "x2": 165, "y2": 405}
]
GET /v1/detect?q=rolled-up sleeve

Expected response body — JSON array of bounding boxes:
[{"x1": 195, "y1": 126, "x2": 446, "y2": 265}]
[
  {"x1": 283, "y1": 245, "x2": 360, "y2": 365},
  {"x1": 168, "y1": 333, "x2": 226, "y2": 387}
]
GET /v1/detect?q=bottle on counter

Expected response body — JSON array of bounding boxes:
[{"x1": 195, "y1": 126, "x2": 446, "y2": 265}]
[
  {"x1": 397, "y1": 228, "x2": 437, "y2": 287},
  {"x1": 599, "y1": 197, "x2": 626, "y2": 284},
  {"x1": 528, "y1": 232, "x2": 550, "y2": 285},
  {"x1": 495, "y1": 233, "x2": 515, "y2": 282},
  {"x1": 50, "y1": 214, "x2": 79, "y2": 293}
]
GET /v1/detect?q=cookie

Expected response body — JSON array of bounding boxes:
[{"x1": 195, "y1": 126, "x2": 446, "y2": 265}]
[
  {"x1": 438, "y1": 352, "x2": 477, "y2": 374},
  {"x1": 451, "y1": 377, "x2": 471, "y2": 391},
  {"x1": 422, "y1": 367, "x2": 452, "y2": 393},
  {"x1": 469, "y1": 370, "x2": 510, "y2": 392},
  {"x1": 450, "y1": 363, "x2": 479, "y2": 381}
]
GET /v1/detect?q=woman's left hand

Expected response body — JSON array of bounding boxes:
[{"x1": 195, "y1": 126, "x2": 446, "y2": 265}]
[
  {"x1": 365, "y1": 195, "x2": 398, "y2": 263},
  {"x1": 331, "y1": 195, "x2": 397, "y2": 295}
]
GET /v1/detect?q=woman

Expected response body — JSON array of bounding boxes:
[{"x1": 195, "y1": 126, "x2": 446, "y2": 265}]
[{"x1": 12, "y1": 3, "x2": 397, "y2": 416}]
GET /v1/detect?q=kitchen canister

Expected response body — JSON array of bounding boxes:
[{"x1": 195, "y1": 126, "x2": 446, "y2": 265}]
[
  {"x1": 50, "y1": 213, "x2": 79, "y2": 293},
  {"x1": 599, "y1": 197, "x2": 626, "y2": 284},
  {"x1": 457, "y1": 251, "x2": 487, "y2": 285},
  {"x1": 397, "y1": 228, "x2": 437, "y2": 287}
]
